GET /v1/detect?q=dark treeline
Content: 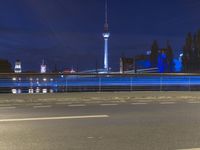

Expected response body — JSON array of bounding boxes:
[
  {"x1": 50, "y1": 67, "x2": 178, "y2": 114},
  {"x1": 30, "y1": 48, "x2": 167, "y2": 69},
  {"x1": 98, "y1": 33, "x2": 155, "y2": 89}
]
[
  {"x1": 0, "y1": 59, "x2": 12, "y2": 73},
  {"x1": 182, "y1": 31, "x2": 200, "y2": 72},
  {"x1": 150, "y1": 40, "x2": 174, "y2": 73}
]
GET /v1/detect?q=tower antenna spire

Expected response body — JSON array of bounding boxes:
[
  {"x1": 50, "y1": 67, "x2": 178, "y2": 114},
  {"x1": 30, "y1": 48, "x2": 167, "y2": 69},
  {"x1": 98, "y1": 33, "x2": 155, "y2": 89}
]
[
  {"x1": 42, "y1": 59, "x2": 45, "y2": 65},
  {"x1": 104, "y1": 0, "x2": 109, "y2": 32}
]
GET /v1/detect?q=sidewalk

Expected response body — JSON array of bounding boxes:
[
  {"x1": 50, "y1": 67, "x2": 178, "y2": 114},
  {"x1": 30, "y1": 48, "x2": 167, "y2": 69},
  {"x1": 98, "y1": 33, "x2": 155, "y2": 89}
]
[{"x1": 0, "y1": 91, "x2": 200, "y2": 104}]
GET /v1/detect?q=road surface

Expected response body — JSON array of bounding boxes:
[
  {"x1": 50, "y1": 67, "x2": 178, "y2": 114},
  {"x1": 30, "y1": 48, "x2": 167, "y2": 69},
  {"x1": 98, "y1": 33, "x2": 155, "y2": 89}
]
[{"x1": 0, "y1": 99, "x2": 200, "y2": 150}]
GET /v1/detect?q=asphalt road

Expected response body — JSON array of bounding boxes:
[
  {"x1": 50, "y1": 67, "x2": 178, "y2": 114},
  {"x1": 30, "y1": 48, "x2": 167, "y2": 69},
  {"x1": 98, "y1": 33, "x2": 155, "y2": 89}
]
[{"x1": 1, "y1": 100, "x2": 200, "y2": 150}]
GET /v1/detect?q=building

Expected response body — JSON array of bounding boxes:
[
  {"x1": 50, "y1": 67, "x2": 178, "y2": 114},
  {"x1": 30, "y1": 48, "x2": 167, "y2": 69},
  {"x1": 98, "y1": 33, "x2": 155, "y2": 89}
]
[
  {"x1": 120, "y1": 54, "x2": 158, "y2": 73},
  {"x1": 120, "y1": 57, "x2": 134, "y2": 73},
  {"x1": 40, "y1": 60, "x2": 46, "y2": 73},
  {"x1": 14, "y1": 60, "x2": 22, "y2": 73}
]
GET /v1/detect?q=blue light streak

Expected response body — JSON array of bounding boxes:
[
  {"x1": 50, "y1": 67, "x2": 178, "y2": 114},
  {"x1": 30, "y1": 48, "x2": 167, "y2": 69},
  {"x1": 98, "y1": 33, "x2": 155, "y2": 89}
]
[{"x1": 1, "y1": 76, "x2": 200, "y2": 89}]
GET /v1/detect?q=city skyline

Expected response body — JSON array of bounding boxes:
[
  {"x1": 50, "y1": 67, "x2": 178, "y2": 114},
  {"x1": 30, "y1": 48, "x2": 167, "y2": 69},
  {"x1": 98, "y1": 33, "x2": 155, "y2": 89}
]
[{"x1": 0, "y1": 0, "x2": 200, "y2": 71}]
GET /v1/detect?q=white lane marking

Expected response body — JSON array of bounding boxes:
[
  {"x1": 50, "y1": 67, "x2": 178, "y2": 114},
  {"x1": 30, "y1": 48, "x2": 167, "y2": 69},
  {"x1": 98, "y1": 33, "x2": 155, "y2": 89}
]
[
  {"x1": 33, "y1": 105, "x2": 52, "y2": 108},
  {"x1": 0, "y1": 115, "x2": 109, "y2": 122},
  {"x1": 100, "y1": 104, "x2": 118, "y2": 106},
  {"x1": 187, "y1": 101, "x2": 200, "y2": 104},
  {"x1": 177, "y1": 148, "x2": 200, "y2": 150},
  {"x1": 56, "y1": 102, "x2": 71, "y2": 105},
  {"x1": 160, "y1": 102, "x2": 176, "y2": 105},
  {"x1": 26, "y1": 103, "x2": 43, "y2": 106},
  {"x1": 35, "y1": 103, "x2": 43, "y2": 105},
  {"x1": 85, "y1": 101, "x2": 101, "y2": 104},
  {"x1": 87, "y1": 137, "x2": 94, "y2": 139},
  {"x1": 68, "y1": 104, "x2": 86, "y2": 107},
  {"x1": 0, "y1": 106, "x2": 16, "y2": 109},
  {"x1": 0, "y1": 104, "x2": 14, "y2": 107},
  {"x1": 131, "y1": 103, "x2": 147, "y2": 105}
]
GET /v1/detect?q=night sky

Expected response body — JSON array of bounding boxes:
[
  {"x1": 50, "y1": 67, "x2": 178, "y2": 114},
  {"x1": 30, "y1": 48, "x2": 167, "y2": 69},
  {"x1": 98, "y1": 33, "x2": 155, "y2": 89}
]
[{"x1": 0, "y1": 0, "x2": 200, "y2": 71}]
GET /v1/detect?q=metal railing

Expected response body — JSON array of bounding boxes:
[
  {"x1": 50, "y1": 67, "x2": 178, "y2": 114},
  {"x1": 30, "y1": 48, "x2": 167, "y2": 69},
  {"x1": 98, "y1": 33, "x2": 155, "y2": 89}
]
[{"x1": 0, "y1": 73, "x2": 200, "y2": 93}]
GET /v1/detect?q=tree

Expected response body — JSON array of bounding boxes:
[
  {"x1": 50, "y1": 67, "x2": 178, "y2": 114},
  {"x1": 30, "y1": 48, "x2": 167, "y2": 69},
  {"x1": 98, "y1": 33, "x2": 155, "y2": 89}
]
[
  {"x1": 166, "y1": 41, "x2": 174, "y2": 72},
  {"x1": 193, "y1": 30, "x2": 200, "y2": 71},
  {"x1": 150, "y1": 40, "x2": 159, "y2": 67},
  {"x1": 195, "y1": 30, "x2": 200, "y2": 57},
  {"x1": 182, "y1": 33, "x2": 193, "y2": 72},
  {"x1": 0, "y1": 59, "x2": 12, "y2": 73}
]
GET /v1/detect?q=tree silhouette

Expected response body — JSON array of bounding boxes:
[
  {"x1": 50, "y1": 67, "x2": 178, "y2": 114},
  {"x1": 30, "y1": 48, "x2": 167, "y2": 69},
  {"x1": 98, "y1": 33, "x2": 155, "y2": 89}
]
[
  {"x1": 166, "y1": 41, "x2": 174, "y2": 72},
  {"x1": 150, "y1": 40, "x2": 159, "y2": 67},
  {"x1": 182, "y1": 33, "x2": 193, "y2": 72},
  {"x1": 0, "y1": 59, "x2": 12, "y2": 73}
]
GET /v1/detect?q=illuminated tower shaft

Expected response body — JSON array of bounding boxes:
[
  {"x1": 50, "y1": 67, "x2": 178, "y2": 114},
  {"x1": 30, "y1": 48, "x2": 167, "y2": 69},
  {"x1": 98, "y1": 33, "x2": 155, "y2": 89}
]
[
  {"x1": 103, "y1": 0, "x2": 110, "y2": 72},
  {"x1": 103, "y1": 33, "x2": 110, "y2": 71}
]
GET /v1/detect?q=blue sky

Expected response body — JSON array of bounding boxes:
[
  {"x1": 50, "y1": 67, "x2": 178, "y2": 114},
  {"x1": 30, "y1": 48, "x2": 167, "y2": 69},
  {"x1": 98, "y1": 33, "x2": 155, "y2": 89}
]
[{"x1": 0, "y1": 0, "x2": 200, "y2": 71}]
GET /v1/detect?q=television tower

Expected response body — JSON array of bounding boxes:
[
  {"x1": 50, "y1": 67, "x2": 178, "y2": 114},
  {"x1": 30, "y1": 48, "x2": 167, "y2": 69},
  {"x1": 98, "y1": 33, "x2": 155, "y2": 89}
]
[{"x1": 103, "y1": 0, "x2": 110, "y2": 72}]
